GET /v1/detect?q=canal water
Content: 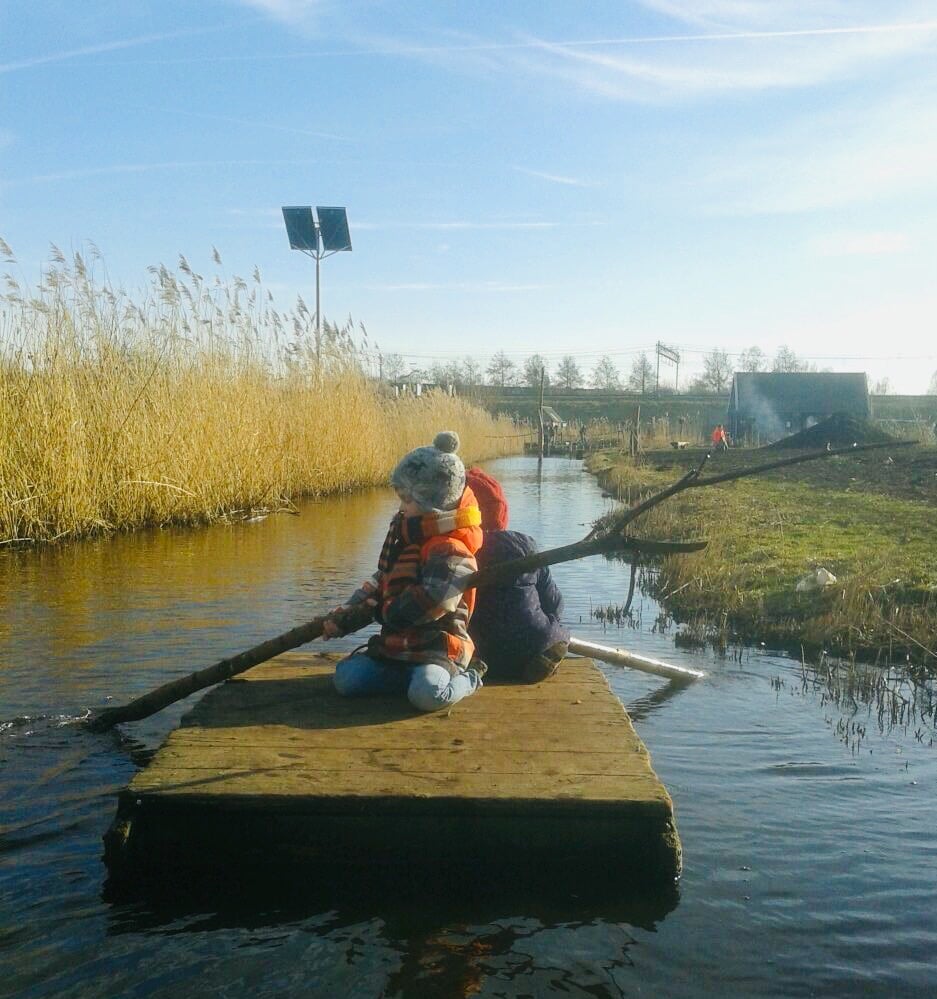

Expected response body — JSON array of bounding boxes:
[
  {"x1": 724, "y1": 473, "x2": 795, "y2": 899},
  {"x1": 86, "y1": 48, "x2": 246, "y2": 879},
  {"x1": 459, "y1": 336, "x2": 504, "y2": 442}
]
[{"x1": 2, "y1": 456, "x2": 936, "y2": 998}]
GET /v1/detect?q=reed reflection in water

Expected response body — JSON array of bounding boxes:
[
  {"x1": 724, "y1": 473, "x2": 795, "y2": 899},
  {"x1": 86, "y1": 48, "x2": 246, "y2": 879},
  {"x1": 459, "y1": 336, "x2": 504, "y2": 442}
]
[{"x1": 2, "y1": 456, "x2": 937, "y2": 998}]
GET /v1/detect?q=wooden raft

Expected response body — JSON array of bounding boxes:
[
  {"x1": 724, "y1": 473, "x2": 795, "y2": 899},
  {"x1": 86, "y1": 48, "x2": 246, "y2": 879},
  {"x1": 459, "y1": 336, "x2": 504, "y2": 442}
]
[{"x1": 104, "y1": 653, "x2": 682, "y2": 883}]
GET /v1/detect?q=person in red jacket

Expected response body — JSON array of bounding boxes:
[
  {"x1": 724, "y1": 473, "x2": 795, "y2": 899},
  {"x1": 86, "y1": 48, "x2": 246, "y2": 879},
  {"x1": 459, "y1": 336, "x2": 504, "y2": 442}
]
[
  {"x1": 711, "y1": 424, "x2": 729, "y2": 451},
  {"x1": 465, "y1": 467, "x2": 569, "y2": 683},
  {"x1": 324, "y1": 432, "x2": 486, "y2": 712}
]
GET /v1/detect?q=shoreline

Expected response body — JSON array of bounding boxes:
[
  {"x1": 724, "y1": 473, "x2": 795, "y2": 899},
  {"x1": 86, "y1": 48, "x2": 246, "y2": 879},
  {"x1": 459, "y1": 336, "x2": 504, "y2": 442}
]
[{"x1": 586, "y1": 445, "x2": 937, "y2": 667}]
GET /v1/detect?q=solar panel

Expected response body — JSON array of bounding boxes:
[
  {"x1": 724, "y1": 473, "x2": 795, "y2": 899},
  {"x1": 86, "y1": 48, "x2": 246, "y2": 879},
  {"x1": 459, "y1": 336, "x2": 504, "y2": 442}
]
[
  {"x1": 281, "y1": 206, "x2": 319, "y2": 252},
  {"x1": 316, "y1": 207, "x2": 352, "y2": 252}
]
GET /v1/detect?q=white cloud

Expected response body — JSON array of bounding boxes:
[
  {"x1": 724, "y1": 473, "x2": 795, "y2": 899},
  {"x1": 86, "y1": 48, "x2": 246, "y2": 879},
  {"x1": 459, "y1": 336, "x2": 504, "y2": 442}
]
[
  {"x1": 808, "y1": 230, "x2": 910, "y2": 256},
  {"x1": 513, "y1": 166, "x2": 594, "y2": 187},
  {"x1": 366, "y1": 281, "x2": 546, "y2": 293},
  {"x1": 124, "y1": 105, "x2": 348, "y2": 141},
  {"x1": 235, "y1": 0, "x2": 322, "y2": 26},
  {"x1": 354, "y1": 3, "x2": 937, "y2": 103},
  {"x1": 355, "y1": 220, "x2": 558, "y2": 231},
  {"x1": 511, "y1": 16, "x2": 937, "y2": 101},
  {"x1": 9, "y1": 160, "x2": 324, "y2": 186},
  {"x1": 699, "y1": 88, "x2": 937, "y2": 214},
  {"x1": 0, "y1": 24, "x2": 240, "y2": 74}
]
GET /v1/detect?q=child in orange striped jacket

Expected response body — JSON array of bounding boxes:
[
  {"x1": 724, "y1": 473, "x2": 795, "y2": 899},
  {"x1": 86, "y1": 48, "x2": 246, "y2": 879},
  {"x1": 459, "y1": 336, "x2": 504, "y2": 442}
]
[{"x1": 325, "y1": 432, "x2": 486, "y2": 712}]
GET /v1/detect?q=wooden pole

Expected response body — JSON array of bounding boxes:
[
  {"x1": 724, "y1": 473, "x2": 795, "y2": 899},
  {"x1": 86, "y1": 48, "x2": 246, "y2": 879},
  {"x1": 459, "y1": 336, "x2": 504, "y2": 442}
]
[
  {"x1": 568, "y1": 637, "x2": 704, "y2": 681},
  {"x1": 538, "y1": 366, "x2": 545, "y2": 458}
]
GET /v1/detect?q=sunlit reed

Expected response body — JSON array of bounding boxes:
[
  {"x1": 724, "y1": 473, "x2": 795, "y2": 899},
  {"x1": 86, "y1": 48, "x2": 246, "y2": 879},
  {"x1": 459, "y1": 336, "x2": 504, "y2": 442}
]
[{"x1": 0, "y1": 240, "x2": 519, "y2": 544}]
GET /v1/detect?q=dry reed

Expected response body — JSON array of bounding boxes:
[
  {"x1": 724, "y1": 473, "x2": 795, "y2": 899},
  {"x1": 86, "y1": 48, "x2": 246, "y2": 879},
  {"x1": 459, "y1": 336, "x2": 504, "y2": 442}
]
[{"x1": 0, "y1": 240, "x2": 519, "y2": 544}]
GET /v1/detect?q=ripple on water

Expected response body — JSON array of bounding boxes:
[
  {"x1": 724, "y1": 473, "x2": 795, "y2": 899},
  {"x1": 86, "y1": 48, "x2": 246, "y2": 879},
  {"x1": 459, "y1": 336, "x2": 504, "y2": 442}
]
[{"x1": 1, "y1": 456, "x2": 936, "y2": 998}]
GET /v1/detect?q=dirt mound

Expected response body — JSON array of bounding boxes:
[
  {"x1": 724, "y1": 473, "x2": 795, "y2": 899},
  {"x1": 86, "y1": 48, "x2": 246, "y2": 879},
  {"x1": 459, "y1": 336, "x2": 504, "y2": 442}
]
[{"x1": 767, "y1": 413, "x2": 896, "y2": 450}]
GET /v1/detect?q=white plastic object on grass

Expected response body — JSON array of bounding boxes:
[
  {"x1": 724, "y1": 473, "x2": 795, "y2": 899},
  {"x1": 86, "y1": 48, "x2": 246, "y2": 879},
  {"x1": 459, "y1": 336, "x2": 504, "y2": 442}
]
[{"x1": 795, "y1": 567, "x2": 838, "y2": 593}]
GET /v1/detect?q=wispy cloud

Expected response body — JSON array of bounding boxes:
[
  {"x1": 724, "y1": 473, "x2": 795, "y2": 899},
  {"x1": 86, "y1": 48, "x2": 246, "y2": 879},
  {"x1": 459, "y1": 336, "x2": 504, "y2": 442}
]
[
  {"x1": 355, "y1": 220, "x2": 559, "y2": 231},
  {"x1": 7, "y1": 160, "x2": 326, "y2": 186},
  {"x1": 365, "y1": 281, "x2": 546, "y2": 293},
  {"x1": 513, "y1": 166, "x2": 594, "y2": 187},
  {"x1": 324, "y1": 2, "x2": 936, "y2": 105},
  {"x1": 236, "y1": 0, "x2": 322, "y2": 26},
  {"x1": 0, "y1": 23, "x2": 247, "y2": 74},
  {"x1": 510, "y1": 18, "x2": 937, "y2": 100},
  {"x1": 118, "y1": 104, "x2": 349, "y2": 142},
  {"x1": 808, "y1": 230, "x2": 911, "y2": 256},
  {"x1": 699, "y1": 88, "x2": 937, "y2": 214},
  {"x1": 99, "y1": 11, "x2": 937, "y2": 76}
]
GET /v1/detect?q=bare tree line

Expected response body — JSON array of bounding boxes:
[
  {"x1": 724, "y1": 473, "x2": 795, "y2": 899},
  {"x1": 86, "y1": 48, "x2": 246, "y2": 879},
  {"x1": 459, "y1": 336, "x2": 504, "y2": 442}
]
[{"x1": 380, "y1": 344, "x2": 858, "y2": 394}]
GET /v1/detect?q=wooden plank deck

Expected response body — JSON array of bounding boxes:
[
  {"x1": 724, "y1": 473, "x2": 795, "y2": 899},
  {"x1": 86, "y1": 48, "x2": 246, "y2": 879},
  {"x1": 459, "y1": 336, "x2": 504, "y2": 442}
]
[{"x1": 104, "y1": 653, "x2": 682, "y2": 884}]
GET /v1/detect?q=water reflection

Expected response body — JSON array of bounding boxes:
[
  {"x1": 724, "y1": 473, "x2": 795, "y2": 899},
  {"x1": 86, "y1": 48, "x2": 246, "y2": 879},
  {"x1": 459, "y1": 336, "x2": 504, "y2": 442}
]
[
  {"x1": 2, "y1": 456, "x2": 937, "y2": 998},
  {"x1": 103, "y1": 866, "x2": 676, "y2": 999}
]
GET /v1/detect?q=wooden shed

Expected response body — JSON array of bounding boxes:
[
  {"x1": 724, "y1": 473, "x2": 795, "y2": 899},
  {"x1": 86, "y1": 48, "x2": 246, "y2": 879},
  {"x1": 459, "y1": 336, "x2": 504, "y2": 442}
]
[{"x1": 728, "y1": 372, "x2": 870, "y2": 442}]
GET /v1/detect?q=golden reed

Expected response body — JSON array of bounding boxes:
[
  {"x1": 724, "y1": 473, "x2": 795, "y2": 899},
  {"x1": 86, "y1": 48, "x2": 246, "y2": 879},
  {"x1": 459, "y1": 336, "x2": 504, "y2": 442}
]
[{"x1": 0, "y1": 241, "x2": 522, "y2": 544}]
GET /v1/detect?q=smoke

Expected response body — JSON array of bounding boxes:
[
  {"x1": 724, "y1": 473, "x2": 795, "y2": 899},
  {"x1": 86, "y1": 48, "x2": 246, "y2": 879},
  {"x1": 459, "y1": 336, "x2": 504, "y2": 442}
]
[{"x1": 739, "y1": 388, "x2": 788, "y2": 442}]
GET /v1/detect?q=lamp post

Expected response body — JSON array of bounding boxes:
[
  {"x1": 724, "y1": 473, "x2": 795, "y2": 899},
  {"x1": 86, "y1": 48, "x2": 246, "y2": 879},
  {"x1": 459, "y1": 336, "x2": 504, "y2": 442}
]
[{"x1": 281, "y1": 206, "x2": 352, "y2": 354}]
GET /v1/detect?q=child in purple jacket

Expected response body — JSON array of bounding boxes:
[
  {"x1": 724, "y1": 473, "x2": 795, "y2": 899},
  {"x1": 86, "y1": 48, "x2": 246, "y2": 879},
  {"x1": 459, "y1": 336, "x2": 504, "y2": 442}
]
[{"x1": 465, "y1": 467, "x2": 569, "y2": 683}]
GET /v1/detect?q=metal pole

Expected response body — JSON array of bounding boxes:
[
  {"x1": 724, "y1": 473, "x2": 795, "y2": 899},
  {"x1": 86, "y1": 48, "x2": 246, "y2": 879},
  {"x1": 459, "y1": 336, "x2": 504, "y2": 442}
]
[
  {"x1": 315, "y1": 252, "x2": 321, "y2": 353},
  {"x1": 656, "y1": 342, "x2": 661, "y2": 395}
]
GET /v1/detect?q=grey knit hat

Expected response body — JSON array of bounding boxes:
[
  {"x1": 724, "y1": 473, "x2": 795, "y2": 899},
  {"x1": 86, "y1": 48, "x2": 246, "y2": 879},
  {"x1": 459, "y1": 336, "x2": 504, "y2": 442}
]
[{"x1": 391, "y1": 431, "x2": 465, "y2": 512}]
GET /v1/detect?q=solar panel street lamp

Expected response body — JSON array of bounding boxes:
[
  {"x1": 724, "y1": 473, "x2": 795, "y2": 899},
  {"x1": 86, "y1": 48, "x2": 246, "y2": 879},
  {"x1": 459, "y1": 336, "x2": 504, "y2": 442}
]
[{"x1": 281, "y1": 206, "x2": 352, "y2": 353}]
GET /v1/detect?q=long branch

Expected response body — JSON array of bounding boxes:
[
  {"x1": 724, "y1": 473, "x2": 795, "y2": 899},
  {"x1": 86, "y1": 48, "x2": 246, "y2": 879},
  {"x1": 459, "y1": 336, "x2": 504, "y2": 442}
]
[
  {"x1": 87, "y1": 532, "x2": 706, "y2": 731},
  {"x1": 598, "y1": 439, "x2": 909, "y2": 534},
  {"x1": 690, "y1": 439, "x2": 913, "y2": 488}
]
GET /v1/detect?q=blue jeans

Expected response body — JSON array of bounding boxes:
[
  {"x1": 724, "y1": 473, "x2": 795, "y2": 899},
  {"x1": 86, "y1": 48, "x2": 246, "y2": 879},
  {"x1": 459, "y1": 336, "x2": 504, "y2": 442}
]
[{"x1": 333, "y1": 652, "x2": 482, "y2": 713}]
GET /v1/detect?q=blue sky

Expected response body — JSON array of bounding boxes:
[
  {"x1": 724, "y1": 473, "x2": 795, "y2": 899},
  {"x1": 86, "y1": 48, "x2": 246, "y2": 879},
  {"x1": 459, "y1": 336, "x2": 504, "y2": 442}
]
[{"x1": 3, "y1": 1, "x2": 937, "y2": 391}]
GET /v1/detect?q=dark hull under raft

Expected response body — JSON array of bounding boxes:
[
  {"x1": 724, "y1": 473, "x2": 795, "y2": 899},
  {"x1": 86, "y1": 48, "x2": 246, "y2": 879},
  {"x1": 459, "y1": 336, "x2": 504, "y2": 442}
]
[{"x1": 104, "y1": 653, "x2": 682, "y2": 887}]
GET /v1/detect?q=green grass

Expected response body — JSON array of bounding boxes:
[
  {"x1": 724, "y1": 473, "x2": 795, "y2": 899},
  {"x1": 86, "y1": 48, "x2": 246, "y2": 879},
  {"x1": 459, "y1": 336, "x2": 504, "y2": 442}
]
[{"x1": 588, "y1": 449, "x2": 937, "y2": 664}]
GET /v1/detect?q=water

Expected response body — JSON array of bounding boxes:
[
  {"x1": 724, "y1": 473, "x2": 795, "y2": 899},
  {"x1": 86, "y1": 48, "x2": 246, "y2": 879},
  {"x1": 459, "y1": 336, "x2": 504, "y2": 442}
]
[{"x1": 2, "y1": 457, "x2": 936, "y2": 998}]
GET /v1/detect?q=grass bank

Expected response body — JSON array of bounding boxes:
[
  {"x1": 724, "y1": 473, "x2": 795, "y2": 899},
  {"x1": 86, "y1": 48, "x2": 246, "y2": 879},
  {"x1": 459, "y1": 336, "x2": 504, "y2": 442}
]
[
  {"x1": 588, "y1": 445, "x2": 937, "y2": 665},
  {"x1": 0, "y1": 241, "x2": 519, "y2": 545}
]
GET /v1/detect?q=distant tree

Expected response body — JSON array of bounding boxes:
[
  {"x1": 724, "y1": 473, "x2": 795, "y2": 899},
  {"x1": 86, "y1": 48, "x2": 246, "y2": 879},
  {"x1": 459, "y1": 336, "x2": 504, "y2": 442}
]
[
  {"x1": 555, "y1": 354, "x2": 584, "y2": 389},
  {"x1": 382, "y1": 352, "x2": 406, "y2": 382},
  {"x1": 871, "y1": 377, "x2": 890, "y2": 395},
  {"x1": 429, "y1": 361, "x2": 461, "y2": 385},
  {"x1": 928, "y1": 370, "x2": 937, "y2": 394},
  {"x1": 698, "y1": 349, "x2": 733, "y2": 393},
  {"x1": 486, "y1": 351, "x2": 517, "y2": 387},
  {"x1": 523, "y1": 354, "x2": 549, "y2": 388},
  {"x1": 738, "y1": 346, "x2": 766, "y2": 372},
  {"x1": 772, "y1": 345, "x2": 812, "y2": 373},
  {"x1": 627, "y1": 352, "x2": 654, "y2": 394},
  {"x1": 591, "y1": 355, "x2": 621, "y2": 390},
  {"x1": 459, "y1": 356, "x2": 483, "y2": 387}
]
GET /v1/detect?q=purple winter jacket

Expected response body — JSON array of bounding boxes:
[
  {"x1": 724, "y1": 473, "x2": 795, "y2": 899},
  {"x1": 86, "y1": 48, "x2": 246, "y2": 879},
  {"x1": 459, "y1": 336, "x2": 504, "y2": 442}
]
[{"x1": 469, "y1": 530, "x2": 570, "y2": 673}]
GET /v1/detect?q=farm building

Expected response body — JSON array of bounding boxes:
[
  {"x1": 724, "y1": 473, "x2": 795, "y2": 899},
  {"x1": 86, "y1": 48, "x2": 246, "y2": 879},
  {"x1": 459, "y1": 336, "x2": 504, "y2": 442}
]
[{"x1": 727, "y1": 372, "x2": 870, "y2": 442}]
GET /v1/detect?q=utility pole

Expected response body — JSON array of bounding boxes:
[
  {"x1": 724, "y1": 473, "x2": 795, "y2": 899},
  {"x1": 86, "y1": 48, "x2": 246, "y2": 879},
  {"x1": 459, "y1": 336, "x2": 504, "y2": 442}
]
[{"x1": 655, "y1": 341, "x2": 680, "y2": 395}]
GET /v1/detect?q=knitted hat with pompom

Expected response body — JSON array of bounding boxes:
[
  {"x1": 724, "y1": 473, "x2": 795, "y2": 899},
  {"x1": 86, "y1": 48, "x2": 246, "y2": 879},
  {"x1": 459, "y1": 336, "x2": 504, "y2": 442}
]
[{"x1": 391, "y1": 431, "x2": 466, "y2": 512}]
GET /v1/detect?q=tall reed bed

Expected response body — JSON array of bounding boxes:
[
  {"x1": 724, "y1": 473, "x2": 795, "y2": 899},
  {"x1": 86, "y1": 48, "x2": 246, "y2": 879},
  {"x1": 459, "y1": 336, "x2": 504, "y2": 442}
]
[{"x1": 0, "y1": 240, "x2": 519, "y2": 544}]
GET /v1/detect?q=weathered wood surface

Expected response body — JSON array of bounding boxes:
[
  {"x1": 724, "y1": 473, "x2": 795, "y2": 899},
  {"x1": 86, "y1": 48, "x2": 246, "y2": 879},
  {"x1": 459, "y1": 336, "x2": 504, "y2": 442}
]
[{"x1": 105, "y1": 653, "x2": 682, "y2": 883}]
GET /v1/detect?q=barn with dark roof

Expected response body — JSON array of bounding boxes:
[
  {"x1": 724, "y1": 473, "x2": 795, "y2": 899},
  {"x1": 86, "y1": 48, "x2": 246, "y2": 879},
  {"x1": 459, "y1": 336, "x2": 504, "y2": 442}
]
[{"x1": 728, "y1": 372, "x2": 869, "y2": 442}]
